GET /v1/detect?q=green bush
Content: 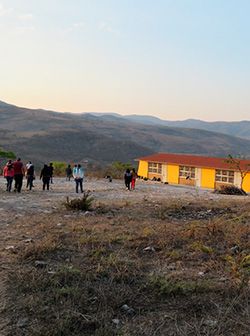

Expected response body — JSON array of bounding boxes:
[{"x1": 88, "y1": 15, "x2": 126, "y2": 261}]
[
  {"x1": 52, "y1": 161, "x2": 68, "y2": 176},
  {"x1": 105, "y1": 161, "x2": 134, "y2": 179},
  {"x1": 0, "y1": 149, "x2": 15, "y2": 159}
]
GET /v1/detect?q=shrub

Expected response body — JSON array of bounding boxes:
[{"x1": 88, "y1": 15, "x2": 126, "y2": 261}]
[
  {"x1": 64, "y1": 192, "x2": 94, "y2": 211},
  {"x1": 215, "y1": 185, "x2": 247, "y2": 195},
  {"x1": 105, "y1": 161, "x2": 135, "y2": 179},
  {"x1": 52, "y1": 161, "x2": 68, "y2": 176}
]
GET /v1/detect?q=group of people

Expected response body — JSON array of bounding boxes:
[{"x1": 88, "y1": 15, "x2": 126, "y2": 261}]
[
  {"x1": 124, "y1": 168, "x2": 137, "y2": 190},
  {"x1": 2, "y1": 158, "x2": 54, "y2": 192},
  {"x1": 2, "y1": 159, "x2": 138, "y2": 194}
]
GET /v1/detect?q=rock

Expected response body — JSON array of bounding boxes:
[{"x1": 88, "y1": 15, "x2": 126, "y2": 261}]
[
  {"x1": 112, "y1": 318, "x2": 120, "y2": 327},
  {"x1": 121, "y1": 304, "x2": 135, "y2": 316},
  {"x1": 143, "y1": 246, "x2": 155, "y2": 252},
  {"x1": 5, "y1": 245, "x2": 15, "y2": 250},
  {"x1": 42, "y1": 210, "x2": 52, "y2": 214},
  {"x1": 35, "y1": 260, "x2": 48, "y2": 268},
  {"x1": 17, "y1": 317, "x2": 29, "y2": 328},
  {"x1": 23, "y1": 238, "x2": 33, "y2": 243},
  {"x1": 203, "y1": 319, "x2": 218, "y2": 328},
  {"x1": 230, "y1": 245, "x2": 240, "y2": 255}
]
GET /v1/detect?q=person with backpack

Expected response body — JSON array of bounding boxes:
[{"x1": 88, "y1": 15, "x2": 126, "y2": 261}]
[
  {"x1": 72, "y1": 164, "x2": 84, "y2": 193},
  {"x1": 26, "y1": 161, "x2": 35, "y2": 190},
  {"x1": 40, "y1": 164, "x2": 51, "y2": 190},
  {"x1": 3, "y1": 160, "x2": 14, "y2": 192},
  {"x1": 124, "y1": 168, "x2": 132, "y2": 190}
]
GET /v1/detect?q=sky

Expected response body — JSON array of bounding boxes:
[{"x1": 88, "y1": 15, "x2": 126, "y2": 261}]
[{"x1": 1, "y1": 0, "x2": 250, "y2": 121}]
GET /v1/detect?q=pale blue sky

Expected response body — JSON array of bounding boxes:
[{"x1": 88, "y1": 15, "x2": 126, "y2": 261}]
[{"x1": 1, "y1": 0, "x2": 250, "y2": 121}]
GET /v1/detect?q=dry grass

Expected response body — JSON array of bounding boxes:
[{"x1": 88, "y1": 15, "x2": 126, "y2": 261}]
[{"x1": 3, "y1": 198, "x2": 250, "y2": 335}]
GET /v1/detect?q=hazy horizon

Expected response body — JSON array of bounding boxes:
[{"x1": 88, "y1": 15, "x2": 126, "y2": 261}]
[{"x1": 1, "y1": 1, "x2": 250, "y2": 122}]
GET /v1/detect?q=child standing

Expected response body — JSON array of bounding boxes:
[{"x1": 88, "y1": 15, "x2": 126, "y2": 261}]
[{"x1": 131, "y1": 168, "x2": 137, "y2": 190}]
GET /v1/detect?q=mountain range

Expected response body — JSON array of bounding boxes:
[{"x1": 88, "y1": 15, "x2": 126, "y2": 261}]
[{"x1": 1, "y1": 100, "x2": 250, "y2": 167}]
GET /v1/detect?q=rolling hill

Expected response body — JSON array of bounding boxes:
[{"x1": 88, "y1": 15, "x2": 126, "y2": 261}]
[{"x1": 1, "y1": 100, "x2": 250, "y2": 168}]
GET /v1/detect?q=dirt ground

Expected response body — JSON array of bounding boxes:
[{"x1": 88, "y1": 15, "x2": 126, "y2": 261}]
[{"x1": 0, "y1": 177, "x2": 249, "y2": 336}]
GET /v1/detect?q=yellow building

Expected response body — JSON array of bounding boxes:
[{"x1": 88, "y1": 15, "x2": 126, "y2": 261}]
[{"x1": 137, "y1": 153, "x2": 250, "y2": 192}]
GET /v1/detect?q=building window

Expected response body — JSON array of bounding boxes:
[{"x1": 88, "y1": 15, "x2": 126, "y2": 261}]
[
  {"x1": 215, "y1": 170, "x2": 234, "y2": 184},
  {"x1": 179, "y1": 166, "x2": 196, "y2": 179},
  {"x1": 148, "y1": 162, "x2": 162, "y2": 174}
]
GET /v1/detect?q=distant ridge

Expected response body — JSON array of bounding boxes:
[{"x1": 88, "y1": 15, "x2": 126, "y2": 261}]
[
  {"x1": 1, "y1": 100, "x2": 250, "y2": 166},
  {"x1": 89, "y1": 113, "x2": 250, "y2": 140}
]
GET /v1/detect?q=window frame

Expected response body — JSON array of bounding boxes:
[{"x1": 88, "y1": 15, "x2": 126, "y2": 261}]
[
  {"x1": 179, "y1": 165, "x2": 196, "y2": 179},
  {"x1": 148, "y1": 162, "x2": 162, "y2": 174},
  {"x1": 215, "y1": 169, "x2": 235, "y2": 184}
]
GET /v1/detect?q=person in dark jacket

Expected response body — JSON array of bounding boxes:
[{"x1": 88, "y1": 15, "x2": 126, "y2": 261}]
[
  {"x1": 65, "y1": 164, "x2": 72, "y2": 181},
  {"x1": 48, "y1": 162, "x2": 54, "y2": 184},
  {"x1": 124, "y1": 168, "x2": 132, "y2": 190},
  {"x1": 26, "y1": 161, "x2": 35, "y2": 190},
  {"x1": 40, "y1": 164, "x2": 51, "y2": 190}
]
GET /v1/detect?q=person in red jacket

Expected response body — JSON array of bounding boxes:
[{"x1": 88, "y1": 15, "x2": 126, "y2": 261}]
[
  {"x1": 3, "y1": 160, "x2": 14, "y2": 192},
  {"x1": 13, "y1": 158, "x2": 25, "y2": 193},
  {"x1": 131, "y1": 168, "x2": 138, "y2": 190}
]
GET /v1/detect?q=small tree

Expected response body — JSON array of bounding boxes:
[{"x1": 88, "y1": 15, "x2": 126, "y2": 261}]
[
  {"x1": 52, "y1": 161, "x2": 68, "y2": 176},
  {"x1": 106, "y1": 161, "x2": 133, "y2": 179},
  {"x1": 0, "y1": 149, "x2": 15, "y2": 159},
  {"x1": 225, "y1": 154, "x2": 250, "y2": 190},
  {"x1": 0, "y1": 148, "x2": 15, "y2": 173}
]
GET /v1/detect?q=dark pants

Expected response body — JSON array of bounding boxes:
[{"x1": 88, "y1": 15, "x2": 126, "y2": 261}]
[
  {"x1": 26, "y1": 175, "x2": 34, "y2": 190},
  {"x1": 6, "y1": 176, "x2": 13, "y2": 192},
  {"x1": 75, "y1": 178, "x2": 83, "y2": 193},
  {"x1": 43, "y1": 177, "x2": 50, "y2": 190},
  {"x1": 125, "y1": 179, "x2": 131, "y2": 190},
  {"x1": 14, "y1": 174, "x2": 23, "y2": 193}
]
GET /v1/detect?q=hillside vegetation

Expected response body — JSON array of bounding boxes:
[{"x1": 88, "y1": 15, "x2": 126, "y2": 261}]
[{"x1": 1, "y1": 101, "x2": 250, "y2": 167}]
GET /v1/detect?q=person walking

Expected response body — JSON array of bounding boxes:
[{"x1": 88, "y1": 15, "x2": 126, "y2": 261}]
[
  {"x1": 124, "y1": 168, "x2": 132, "y2": 190},
  {"x1": 65, "y1": 164, "x2": 72, "y2": 181},
  {"x1": 26, "y1": 161, "x2": 35, "y2": 190},
  {"x1": 72, "y1": 164, "x2": 84, "y2": 193},
  {"x1": 13, "y1": 158, "x2": 25, "y2": 193},
  {"x1": 3, "y1": 160, "x2": 14, "y2": 192},
  {"x1": 40, "y1": 164, "x2": 51, "y2": 190},
  {"x1": 48, "y1": 162, "x2": 54, "y2": 184},
  {"x1": 131, "y1": 168, "x2": 137, "y2": 190}
]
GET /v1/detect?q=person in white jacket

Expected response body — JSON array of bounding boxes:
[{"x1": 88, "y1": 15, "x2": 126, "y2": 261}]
[{"x1": 72, "y1": 164, "x2": 84, "y2": 193}]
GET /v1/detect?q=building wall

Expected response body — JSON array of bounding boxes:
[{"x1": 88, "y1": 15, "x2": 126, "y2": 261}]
[
  {"x1": 137, "y1": 160, "x2": 148, "y2": 178},
  {"x1": 148, "y1": 173, "x2": 162, "y2": 180},
  {"x1": 179, "y1": 177, "x2": 195, "y2": 186},
  {"x1": 138, "y1": 159, "x2": 250, "y2": 192},
  {"x1": 167, "y1": 164, "x2": 179, "y2": 184},
  {"x1": 242, "y1": 172, "x2": 250, "y2": 192},
  {"x1": 201, "y1": 168, "x2": 215, "y2": 189}
]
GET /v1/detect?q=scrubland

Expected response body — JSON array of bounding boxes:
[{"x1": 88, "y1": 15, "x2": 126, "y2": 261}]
[{"x1": 0, "y1": 178, "x2": 249, "y2": 335}]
